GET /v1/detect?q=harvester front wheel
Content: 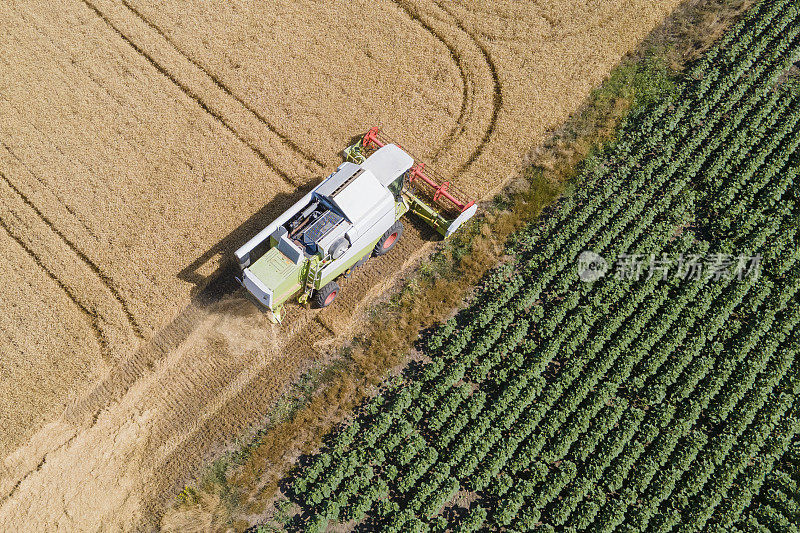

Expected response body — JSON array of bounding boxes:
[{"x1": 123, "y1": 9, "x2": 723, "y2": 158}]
[
  {"x1": 374, "y1": 221, "x2": 403, "y2": 256},
  {"x1": 314, "y1": 281, "x2": 340, "y2": 308}
]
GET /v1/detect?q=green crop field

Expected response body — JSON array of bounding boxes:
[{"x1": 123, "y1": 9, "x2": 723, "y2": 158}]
[{"x1": 282, "y1": 1, "x2": 800, "y2": 531}]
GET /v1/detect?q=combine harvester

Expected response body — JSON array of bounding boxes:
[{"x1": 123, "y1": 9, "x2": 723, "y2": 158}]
[{"x1": 234, "y1": 127, "x2": 478, "y2": 322}]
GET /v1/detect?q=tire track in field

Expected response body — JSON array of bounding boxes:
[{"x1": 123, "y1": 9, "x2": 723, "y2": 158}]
[
  {"x1": 0, "y1": 213, "x2": 108, "y2": 360},
  {"x1": 0, "y1": 425, "x2": 80, "y2": 507},
  {"x1": 78, "y1": 0, "x2": 302, "y2": 188},
  {"x1": 118, "y1": 0, "x2": 325, "y2": 169},
  {"x1": 0, "y1": 91, "x2": 99, "y2": 241},
  {"x1": 391, "y1": 0, "x2": 502, "y2": 175},
  {"x1": 388, "y1": 1, "x2": 470, "y2": 163},
  {"x1": 0, "y1": 327, "x2": 25, "y2": 360},
  {"x1": 435, "y1": 1, "x2": 503, "y2": 175},
  {"x1": 62, "y1": 294, "x2": 212, "y2": 427},
  {"x1": 0, "y1": 163, "x2": 144, "y2": 340}
]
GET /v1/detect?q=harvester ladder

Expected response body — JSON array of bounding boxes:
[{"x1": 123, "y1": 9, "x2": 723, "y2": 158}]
[{"x1": 302, "y1": 259, "x2": 323, "y2": 302}]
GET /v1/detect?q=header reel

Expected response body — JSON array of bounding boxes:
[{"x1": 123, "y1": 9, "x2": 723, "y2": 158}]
[{"x1": 344, "y1": 127, "x2": 478, "y2": 237}]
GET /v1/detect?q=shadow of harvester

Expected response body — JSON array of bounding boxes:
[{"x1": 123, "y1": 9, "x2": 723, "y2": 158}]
[{"x1": 177, "y1": 181, "x2": 320, "y2": 300}]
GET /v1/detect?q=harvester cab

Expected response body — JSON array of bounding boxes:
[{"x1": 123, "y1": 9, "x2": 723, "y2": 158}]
[{"x1": 234, "y1": 127, "x2": 478, "y2": 322}]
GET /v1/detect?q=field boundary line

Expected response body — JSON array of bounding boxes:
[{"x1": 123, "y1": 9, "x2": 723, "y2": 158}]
[{"x1": 77, "y1": 0, "x2": 304, "y2": 188}]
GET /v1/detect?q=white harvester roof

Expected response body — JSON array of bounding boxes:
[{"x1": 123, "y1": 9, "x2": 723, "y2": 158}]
[
  {"x1": 315, "y1": 162, "x2": 392, "y2": 224},
  {"x1": 361, "y1": 144, "x2": 415, "y2": 187}
]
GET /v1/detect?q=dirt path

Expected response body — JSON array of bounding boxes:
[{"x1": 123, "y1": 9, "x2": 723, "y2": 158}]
[{"x1": 0, "y1": 0, "x2": 681, "y2": 529}]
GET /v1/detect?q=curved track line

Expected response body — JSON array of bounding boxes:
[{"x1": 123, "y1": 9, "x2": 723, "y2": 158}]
[
  {"x1": 389, "y1": 0, "x2": 470, "y2": 162},
  {"x1": 435, "y1": 2, "x2": 503, "y2": 175},
  {"x1": 0, "y1": 166, "x2": 144, "y2": 339},
  {"x1": 0, "y1": 216, "x2": 108, "y2": 359},
  {"x1": 119, "y1": 0, "x2": 325, "y2": 168},
  {"x1": 391, "y1": 0, "x2": 502, "y2": 176},
  {"x1": 78, "y1": 0, "x2": 300, "y2": 188}
]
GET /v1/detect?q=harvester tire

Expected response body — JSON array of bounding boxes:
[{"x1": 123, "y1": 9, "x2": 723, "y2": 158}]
[
  {"x1": 315, "y1": 281, "x2": 340, "y2": 308},
  {"x1": 374, "y1": 221, "x2": 403, "y2": 256}
]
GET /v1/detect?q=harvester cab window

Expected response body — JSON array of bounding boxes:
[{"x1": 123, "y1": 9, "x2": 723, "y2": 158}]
[{"x1": 388, "y1": 174, "x2": 404, "y2": 200}]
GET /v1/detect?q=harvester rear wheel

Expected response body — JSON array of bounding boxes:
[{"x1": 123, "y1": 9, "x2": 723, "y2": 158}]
[
  {"x1": 314, "y1": 281, "x2": 340, "y2": 308},
  {"x1": 374, "y1": 221, "x2": 403, "y2": 256}
]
